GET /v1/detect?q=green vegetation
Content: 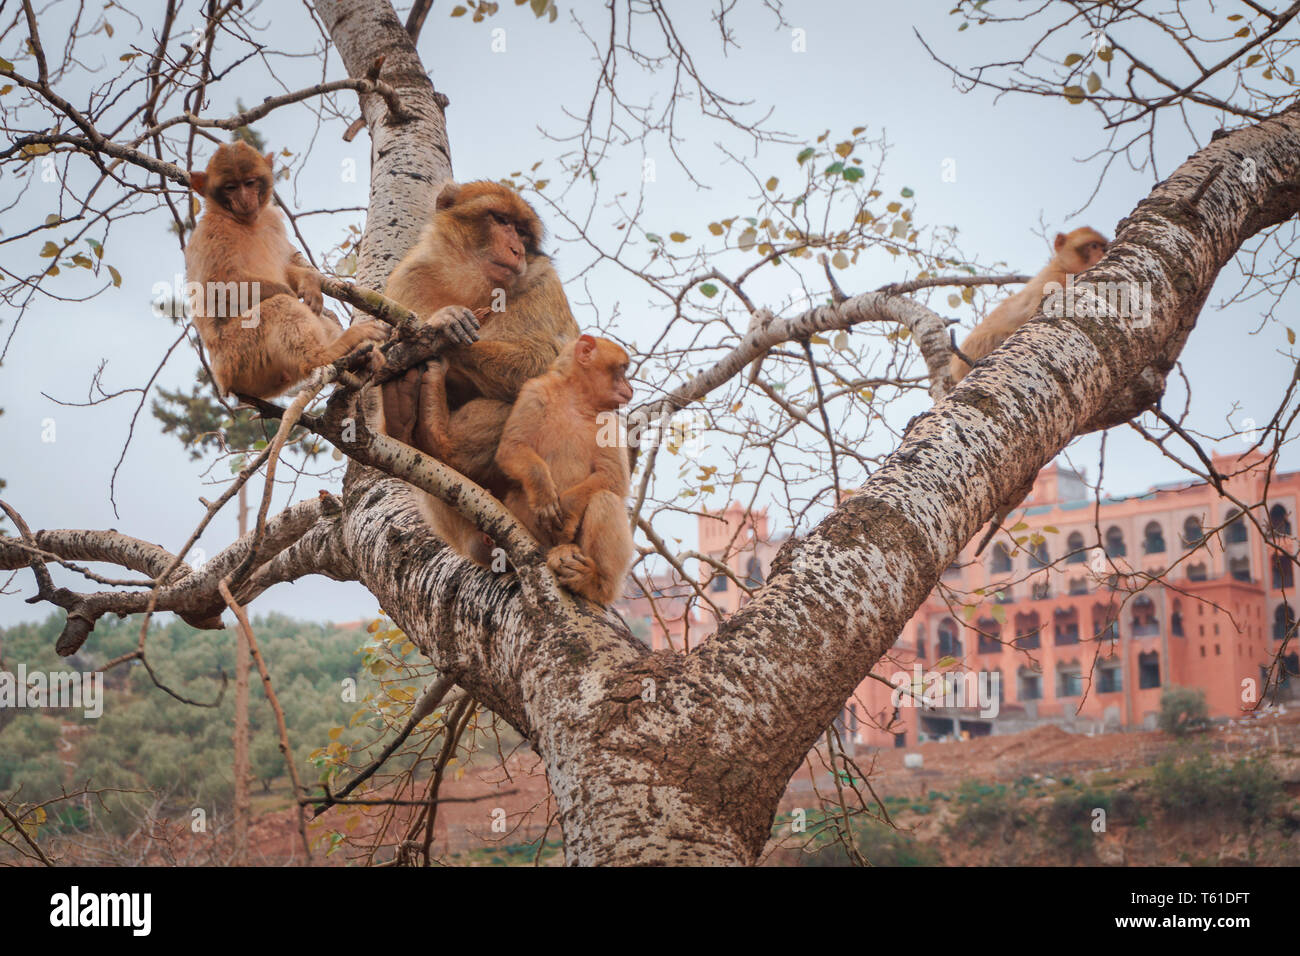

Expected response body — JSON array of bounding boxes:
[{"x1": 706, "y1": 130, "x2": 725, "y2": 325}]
[
  {"x1": 0, "y1": 612, "x2": 391, "y2": 835},
  {"x1": 1158, "y1": 686, "x2": 1210, "y2": 736},
  {"x1": 1151, "y1": 752, "x2": 1282, "y2": 823}
]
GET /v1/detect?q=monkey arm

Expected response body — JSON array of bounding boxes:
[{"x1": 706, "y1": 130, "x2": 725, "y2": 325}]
[
  {"x1": 458, "y1": 339, "x2": 561, "y2": 403},
  {"x1": 558, "y1": 446, "x2": 629, "y2": 542},
  {"x1": 496, "y1": 389, "x2": 564, "y2": 532}
]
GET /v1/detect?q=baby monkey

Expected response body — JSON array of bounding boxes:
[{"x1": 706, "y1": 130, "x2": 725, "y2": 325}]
[
  {"x1": 185, "y1": 141, "x2": 386, "y2": 398},
  {"x1": 495, "y1": 335, "x2": 635, "y2": 605}
]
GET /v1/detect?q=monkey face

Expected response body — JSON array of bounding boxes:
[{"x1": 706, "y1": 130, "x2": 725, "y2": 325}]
[
  {"x1": 1057, "y1": 227, "x2": 1109, "y2": 274},
  {"x1": 194, "y1": 141, "x2": 274, "y2": 223},
  {"x1": 574, "y1": 335, "x2": 634, "y2": 410},
  {"x1": 482, "y1": 211, "x2": 529, "y2": 283}
]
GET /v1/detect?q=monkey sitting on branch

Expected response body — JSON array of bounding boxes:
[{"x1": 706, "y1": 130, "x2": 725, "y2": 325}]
[
  {"x1": 185, "y1": 141, "x2": 387, "y2": 399},
  {"x1": 494, "y1": 335, "x2": 635, "y2": 605},
  {"x1": 950, "y1": 226, "x2": 1109, "y2": 383}
]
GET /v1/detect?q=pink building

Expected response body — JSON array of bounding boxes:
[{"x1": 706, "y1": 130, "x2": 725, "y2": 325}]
[{"x1": 621, "y1": 452, "x2": 1300, "y2": 749}]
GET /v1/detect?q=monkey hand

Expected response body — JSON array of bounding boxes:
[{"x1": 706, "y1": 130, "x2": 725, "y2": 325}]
[
  {"x1": 529, "y1": 482, "x2": 564, "y2": 536},
  {"x1": 299, "y1": 276, "x2": 324, "y2": 315},
  {"x1": 428, "y1": 305, "x2": 481, "y2": 346},
  {"x1": 355, "y1": 319, "x2": 390, "y2": 343}
]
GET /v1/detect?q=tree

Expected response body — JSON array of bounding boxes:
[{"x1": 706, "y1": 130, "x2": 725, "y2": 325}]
[{"x1": 2, "y1": 0, "x2": 1299, "y2": 864}]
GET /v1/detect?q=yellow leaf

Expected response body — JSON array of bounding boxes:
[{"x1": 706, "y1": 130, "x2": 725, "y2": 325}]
[
  {"x1": 765, "y1": 176, "x2": 779, "y2": 191},
  {"x1": 831, "y1": 251, "x2": 849, "y2": 269},
  {"x1": 708, "y1": 222, "x2": 724, "y2": 235},
  {"x1": 669, "y1": 232, "x2": 688, "y2": 242}
]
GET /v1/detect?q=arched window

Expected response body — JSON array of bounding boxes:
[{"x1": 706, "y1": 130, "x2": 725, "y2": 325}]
[
  {"x1": 1054, "y1": 607, "x2": 1080, "y2": 645},
  {"x1": 1065, "y1": 532, "x2": 1087, "y2": 564},
  {"x1": 1104, "y1": 526, "x2": 1127, "y2": 558},
  {"x1": 990, "y1": 543, "x2": 1013, "y2": 574},
  {"x1": 1143, "y1": 522, "x2": 1166, "y2": 554},
  {"x1": 1056, "y1": 661, "x2": 1083, "y2": 698},
  {"x1": 915, "y1": 623, "x2": 927, "y2": 659},
  {"x1": 1224, "y1": 510, "x2": 1248, "y2": 544},
  {"x1": 1017, "y1": 666, "x2": 1042, "y2": 701},
  {"x1": 1138, "y1": 651, "x2": 1161, "y2": 689},
  {"x1": 1183, "y1": 515, "x2": 1203, "y2": 548},
  {"x1": 1028, "y1": 540, "x2": 1050, "y2": 569},
  {"x1": 1171, "y1": 600, "x2": 1184, "y2": 637},
  {"x1": 1187, "y1": 562, "x2": 1208, "y2": 582},
  {"x1": 710, "y1": 575, "x2": 728, "y2": 592},
  {"x1": 937, "y1": 618, "x2": 962, "y2": 659},
  {"x1": 1093, "y1": 603, "x2": 1119, "y2": 642},
  {"x1": 976, "y1": 618, "x2": 1002, "y2": 655},
  {"x1": 1098, "y1": 662, "x2": 1122, "y2": 694},
  {"x1": 1272, "y1": 555, "x2": 1295, "y2": 589},
  {"x1": 744, "y1": 555, "x2": 764, "y2": 587},
  {"x1": 1014, "y1": 611, "x2": 1041, "y2": 650},
  {"x1": 1270, "y1": 504, "x2": 1292, "y2": 537},
  {"x1": 1229, "y1": 556, "x2": 1252, "y2": 582},
  {"x1": 1131, "y1": 595, "x2": 1158, "y2": 636},
  {"x1": 1273, "y1": 603, "x2": 1296, "y2": 641},
  {"x1": 1068, "y1": 577, "x2": 1089, "y2": 595}
]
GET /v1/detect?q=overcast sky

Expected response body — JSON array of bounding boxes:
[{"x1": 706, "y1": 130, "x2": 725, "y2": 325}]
[{"x1": 1, "y1": 1, "x2": 1294, "y2": 627}]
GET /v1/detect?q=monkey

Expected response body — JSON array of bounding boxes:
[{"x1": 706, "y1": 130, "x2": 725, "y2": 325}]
[
  {"x1": 185, "y1": 141, "x2": 387, "y2": 399},
  {"x1": 495, "y1": 334, "x2": 635, "y2": 604},
  {"x1": 949, "y1": 226, "x2": 1109, "y2": 384},
  {"x1": 379, "y1": 180, "x2": 581, "y2": 560}
]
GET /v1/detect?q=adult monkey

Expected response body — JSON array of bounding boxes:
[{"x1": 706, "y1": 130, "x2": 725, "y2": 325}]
[{"x1": 381, "y1": 181, "x2": 581, "y2": 562}]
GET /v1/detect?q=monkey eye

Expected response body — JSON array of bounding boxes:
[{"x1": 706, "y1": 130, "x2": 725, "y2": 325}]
[{"x1": 489, "y1": 211, "x2": 509, "y2": 225}]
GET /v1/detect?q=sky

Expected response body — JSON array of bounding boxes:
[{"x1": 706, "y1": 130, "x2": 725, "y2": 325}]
[{"x1": 1, "y1": 1, "x2": 1295, "y2": 627}]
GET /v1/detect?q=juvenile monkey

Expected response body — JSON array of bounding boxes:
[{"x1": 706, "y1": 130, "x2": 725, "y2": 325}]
[
  {"x1": 495, "y1": 335, "x2": 635, "y2": 604},
  {"x1": 185, "y1": 141, "x2": 386, "y2": 398},
  {"x1": 381, "y1": 181, "x2": 580, "y2": 558},
  {"x1": 950, "y1": 226, "x2": 1109, "y2": 383}
]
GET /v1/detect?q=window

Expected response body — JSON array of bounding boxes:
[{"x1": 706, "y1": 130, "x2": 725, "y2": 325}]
[
  {"x1": 744, "y1": 555, "x2": 764, "y2": 587},
  {"x1": 937, "y1": 619, "x2": 962, "y2": 658},
  {"x1": 1098, "y1": 665, "x2": 1122, "y2": 694},
  {"x1": 1138, "y1": 651, "x2": 1161, "y2": 689},
  {"x1": 1271, "y1": 504, "x2": 1292, "y2": 537},
  {"x1": 1018, "y1": 667, "x2": 1042, "y2": 701},
  {"x1": 1031, "y1": 580, "x2": 1052, "y2": 600},
  {"x1": 1171, "y1": 601, "x2": 1184, "y2": 637},
  {"x1": 1068, "y1": 577, "x2": 1088, "y2": 595},
  {"x1": 1029, "y1": 540, "x2": 1050, "y2": 569},
  {"x1": 710, "y1": 575, "x2": 728, "y2": 592},
  {"x1": 1057, "y1": 665, "x2": 1083, "y2": 698},
  {"x1": 1224, "y1": 510, "x2": 1248, "y2": 544},
  {"x1": 1274, "y1": 603, "x2": 1296, "y2": 641},
  {"x1": 1273, "y1": 555, "x2": 1294, "y2": 589},
  {"x1": 1183, "y1": 516, "x2": 1203, "y2": 547},
  {"x1": 894, "y1": 733, "x2": 907, "y2": 749},
  {"x1": 915, "y1": 624, "x2": 927, "y2": 659},
  {"x1": 1143, "y1": 521, "x2": 1166, "y2": 554},
  {"x1": 1054, "y1": 608, "x2": 1080, "y2": 645},
  {"x1": 991, "y1": 543, "x2": 1013, "y2": 574},
  {"x1": 1065, "y1": 532, "x2": 1087, "y2": 564},
  {"x1": 994, "y1": 588, "x2": 1013, "y2": 604},
  {"x1": 1014, "y1": 612, "x2": 1041, "y2": 650},
  {"x1": 1131, "y1": 595, "x2": 1158, "y2": 637},
  {"x1": 976, "y1": 618, "x2": 1002, "y2": 655},
  {"x1": 1093, "y1": 603, "x2": 1119, "y2": 642},
  {"x1": 1104, "y1": 526, "x2": 1127, "y2": 558},
  {"x1": 1229, "y1": 556, "x2": 1252, "y2": 582},
  {"x1": 1187, "y1": 562, "x2": 1208, "y2": 582}
]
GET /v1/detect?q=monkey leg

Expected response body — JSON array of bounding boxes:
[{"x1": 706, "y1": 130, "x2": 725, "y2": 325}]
[
  {"x1": 547, "y1": 490, "x2": 633, "y2": 605},
  {"x1": 415, "y1": 493, "x2": 497, "y2": 568},
  {"x1": 413, "y1": 359, "x2": 452, "y2": 461},
  {"x1": 439, "y1": 397, "x2": 514, "y2": 493},
  {"x1": 382, "y1": 366, "x2": 424, "y2": 446}
]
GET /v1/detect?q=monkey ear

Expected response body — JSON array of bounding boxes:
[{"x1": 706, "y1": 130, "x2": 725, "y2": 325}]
[
  {"x1": 575, "y1": 334, "x2": 597, "y2": 362},
  {"x1": 1054, "y1": 232, "x2": 1068, "y2": 252},
  {"x1": 435, "y1": 182, "x2": 461, "y2": 211},
  {"x1": 189, "y1": 172, "x2": 207, "y2": 194},
  {"x1": 263, "y1": 152, "x2": 275, "y2": 171}
]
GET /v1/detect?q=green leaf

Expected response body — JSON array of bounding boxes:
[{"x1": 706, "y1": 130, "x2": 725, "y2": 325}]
[
  {"x1": 645, "y1": 232, "x2": 662, "y2": 244},
  {"x1": 900, "y1": 186, "x2": 914, "y2": 198},
  {"x1": 843, "y1": 167, "x2": 864, "y2": 182},
  {"x1": 823, "y1": 161, "x2": 844, "y2": 176},
  {"x1": 796, "y1": 147, "x2": 815, "y2": 165},
  {"x1": 699, "y1": 282, "x2": 719, "y2": 298}
]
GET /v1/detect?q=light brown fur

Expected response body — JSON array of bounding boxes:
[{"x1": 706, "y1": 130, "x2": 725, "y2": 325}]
[
  {"x1": 950, "y1": 226, "x2": 1108, "y2": 383},
  {"x1": 185, "y1": 141, "x2": 385, "y2": 398},
  {"x1": 380, "y1": 181, "x2": 581, "y2": 560},
  {"x1": 495, "y1": 335, "x2": 634, "y2": 604}
]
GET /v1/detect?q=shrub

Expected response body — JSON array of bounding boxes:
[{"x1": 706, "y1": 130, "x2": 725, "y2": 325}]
[
  {"x1": 1158, "y1": 686, "x2": 1209, "y2": 736},
  {"x1": 1151, "y1": 753, "x2": 1281, "y2": 823}
]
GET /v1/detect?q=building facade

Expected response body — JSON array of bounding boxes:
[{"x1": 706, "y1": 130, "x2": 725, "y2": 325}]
[{"x1": 619, "y1": 451, "x2": 1300, "y2": 749}]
